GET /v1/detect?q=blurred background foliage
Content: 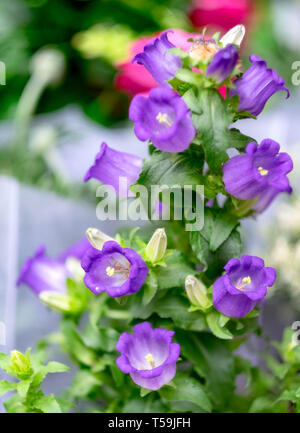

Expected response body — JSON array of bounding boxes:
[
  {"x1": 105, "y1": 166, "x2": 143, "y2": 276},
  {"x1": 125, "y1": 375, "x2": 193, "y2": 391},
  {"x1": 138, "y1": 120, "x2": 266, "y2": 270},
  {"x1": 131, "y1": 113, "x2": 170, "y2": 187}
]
[{"x1": 0, "y1": 0, "x2": 298, "y2": 127}]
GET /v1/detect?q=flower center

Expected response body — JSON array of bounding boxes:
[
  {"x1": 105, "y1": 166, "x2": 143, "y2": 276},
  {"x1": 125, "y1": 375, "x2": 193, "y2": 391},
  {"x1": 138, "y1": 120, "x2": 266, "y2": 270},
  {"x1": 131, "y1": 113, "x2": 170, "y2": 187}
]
[
  {"x1": 258, "y1": 166, "x2": 269, "y2": 176},
  {"x1": 156, "y1": 112, "x2": 172, "y2": 127},
  {"x1": 145, "y1": 353, "x2": 156, "y2": 369},
  {"x1": 236, "y1": 276, "x2": 252, "y2": 291},
  {"x1": 106, "y1": 266, "x2": 115, "y2": 277}
]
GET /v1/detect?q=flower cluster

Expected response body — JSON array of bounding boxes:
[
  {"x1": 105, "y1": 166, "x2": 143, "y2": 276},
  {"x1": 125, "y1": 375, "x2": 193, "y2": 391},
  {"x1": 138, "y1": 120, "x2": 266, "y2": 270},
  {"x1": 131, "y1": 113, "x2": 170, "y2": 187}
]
[{"x1": 15, "y1": 23, "x2": 295, "y2": 405}]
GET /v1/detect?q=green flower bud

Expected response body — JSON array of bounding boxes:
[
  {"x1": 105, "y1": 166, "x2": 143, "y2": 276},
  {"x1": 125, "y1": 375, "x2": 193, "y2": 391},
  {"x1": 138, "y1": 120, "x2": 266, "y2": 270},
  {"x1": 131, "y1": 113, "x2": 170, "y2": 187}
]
[
  {"x1": 185, "y1": 275, "x2": 211, "y2": 309},
  {"x1": 30, "y1": 47, "x2": 65, "y2": 86},
  {"x1": 145, "y1": 228, "x2": 167, "y2": 263},
  {"x1": 10, "y1": 350, "x2": 33, "y2": 380},
  {"x1": 39, "y1": 291, "x2": 73, "y2": 314},
  {"x1": 86, "y1": 227, "x2": 113, "y2": 250}
]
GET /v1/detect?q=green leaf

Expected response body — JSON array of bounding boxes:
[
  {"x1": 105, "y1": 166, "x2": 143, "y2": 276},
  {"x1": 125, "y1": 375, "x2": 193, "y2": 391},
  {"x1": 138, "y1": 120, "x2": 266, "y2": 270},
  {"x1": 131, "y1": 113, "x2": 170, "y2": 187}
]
[
  {"x1": 160, "y1": 376, "x2": 212, "y2": 412},
  {"x1": 0, "y1": 380, "x2": 17, "y2": 396},
  {"x1": 190, "y1": 209, "x2": 241, "y2": 274},
  {"x1": 228, "y1": 128, "x2": 256, "y2": 151},
  {"x1": 69, "y1": 370, "x2": 102, "y2": 399},
  {"x1": 206, "y1": 311, "x2": 233, "y2": 340},
  {"x1": 152, "y1": 251, "x2": 196, "y2": 290},
  {"x1": 265, "y1": 355, "x2": 289, "y2": 380},
  {"x1": 175, "y1": 331, "x2": 235, "y2": 410},
  {"x1": 16, "y1": 379, "x2": 31, "y2": 398},
  {"x1": 60, "y1": 319, "x2": 96, "y2": 366},
  {"x1": 44, "y1": 361, "x2": 70, "y2": 374},
  {"x1": 130, "y1": 290, "x2": 206, "y2": 331},
  {"x1": 110, "y1": 363, "x2": 125, "y2": 388},
  {"x1": 192, "y1": 88, "x2": 233, "y2": 171},
  {"x1": 34, "y1": 394, "x2": 62, "y2": 413},
  {"x1": 209, "y1": 211, "x2": 238, "y2": 252},
  {"x1": 136, "y1": 149, "x2": 204, "y2": 191},
  {"x1": 142, "y1": 270, "x2": 158, "y2": 306},
  {"x1": 81, "y1": 322, "x2": 119, "y2": 352},
  {"x1": 0, "y1": 352, "x2": 11, "y2": 370}
]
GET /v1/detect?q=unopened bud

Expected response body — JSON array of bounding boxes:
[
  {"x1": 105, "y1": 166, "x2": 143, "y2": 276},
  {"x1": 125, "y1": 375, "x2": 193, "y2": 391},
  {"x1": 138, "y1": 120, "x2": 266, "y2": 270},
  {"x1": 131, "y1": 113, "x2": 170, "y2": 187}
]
[
  {"x1": 39, "y1": 291, "x2": 72, "y2": 313},
  {"x1": 145, "y1": 228, "x2": 167, "y2": 263},
  {"x1": 220, "y1": 24, "x2": 245, "y2": 48},
  {"x1": 86, "y1": 227, "x2": 113, "y2": 250},
  {"x1": 185, "y1": 275, "x2": 211, "y2": 309},
  {"x1": 30, "y1": 47, "x2": 65, "y2": 85},
  {"x1": 11, "y1": 350, "x2": 33, "y2": 379}
]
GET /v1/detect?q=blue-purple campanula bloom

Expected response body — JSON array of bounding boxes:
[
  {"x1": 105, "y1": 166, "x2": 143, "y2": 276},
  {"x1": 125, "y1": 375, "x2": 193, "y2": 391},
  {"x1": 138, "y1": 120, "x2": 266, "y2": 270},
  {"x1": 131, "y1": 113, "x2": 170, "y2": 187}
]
[
  {"x1": 223, "y1": 139, "x2": 293, "y2": 213},
  {"x1": 58, "y1": 237, "x2": 90, "y2": 263},
  {"x1": 132, "y1": 30, "x2": 182, "y2": 86},
  {"x1": 213, "y1": 255, "x2": 276, "y2": 318},
  {"x1": 81, "y1": 241, "x2": 148, "y2": 297},
  {"x1": 229, "y1": 54, "x2": 290, "y2": 116},
  {"x1": 206, "y1": 44, "x2": 238, "y2": 83},
  {"x1": 17, "y1": 246, "x2": 68, "y2": 296},
  {"x1": 116, "y1": 322, "x2": 180, "y2": 390},
  {"x1": 129, "y1": 87, "x2": 195, "y2": 152},
  {"x1": 84, "y1": 142, "x2": 143, "y2": 196}
]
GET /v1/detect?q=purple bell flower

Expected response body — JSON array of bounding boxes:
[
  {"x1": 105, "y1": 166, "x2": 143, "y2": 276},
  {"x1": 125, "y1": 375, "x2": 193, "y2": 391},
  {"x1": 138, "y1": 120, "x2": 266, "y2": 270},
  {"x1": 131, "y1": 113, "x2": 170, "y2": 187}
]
[
  {"x1": 223, "y1": 139, "x2": 293, "y2": 213},
  {"x1": 58, "y1": 237, "x2": 90, "y2": 262},
  {"x1": 116, "y1": 322, "x2": 180, "y2": 390},
  {"x1": 229, "y1": 54, "x2": 290, "y2": 116},
  {"x1": 213, "y1": 255, "x2": 276, "y2": 318},
  {"x1": 81, "y1": 241, "x2": 148, "y2": 297},
  {"x1": 84, "y1": 142, "x2": 143, "y2": 196},
  {"x1": 17, "y1": 246, "x2": 68, "y2": 296},
  {"x1": 129, "y1": 87, "x2": 196, "y2": 153},
  {"x1": 132, "y1": 30, "x2": 182, "y2": 86},
  {"x1": 206, "y1": 44, "x2": 239, "y2": 83}
]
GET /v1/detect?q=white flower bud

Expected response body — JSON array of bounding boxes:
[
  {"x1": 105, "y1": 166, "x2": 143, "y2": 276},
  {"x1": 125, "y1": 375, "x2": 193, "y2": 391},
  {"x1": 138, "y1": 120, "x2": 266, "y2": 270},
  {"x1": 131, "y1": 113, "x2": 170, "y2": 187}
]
[
  {"x1": 220, "y1": 24, "x2": 246, "y2": 48},
  {"x1": 30, "y1": 47, "x2": 65, "y2": 85},
  {"x1": 145, "y1": 228, "x2": 167, "y2": 263},
  {"x1": 39, "y1": 291, "x2": 71, "y2": 313},
  {"x1": 86, "y1": 227, "x2": 113, "y2": 250},
  {"x1": 185, "y1": 275, "x2": 210, "y2": 309}
]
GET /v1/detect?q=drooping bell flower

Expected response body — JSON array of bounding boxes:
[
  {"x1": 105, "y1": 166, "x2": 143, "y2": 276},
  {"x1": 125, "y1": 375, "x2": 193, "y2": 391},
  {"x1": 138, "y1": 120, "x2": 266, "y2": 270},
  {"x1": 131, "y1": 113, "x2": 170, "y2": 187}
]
[
  {"x1": 206, "y1": 44, "x2": 239, "y2": 83},
  {"x1": 115, "y1": 30, "x2": 196, "y2": 97},
  {"x1": 84, "y1": 142, "x2": 143, "y2": 196},
  {"x1": 116, "y1": 322, "x2": 180, "y2": 390},
  {"x1": 17, "y1": 246, "x2": 68, "y2": 296},
  {"x1": 81, "y1": 241, "x2": 148, "y2": 297},
  {"x1": 229, "y1": 55, "x2": 290, "y2": 116},
  {"x1": 132, "y1": 30, "x2": 182, "y2": 87},
  {"x1": 213, "y1": 255, "x2": 276, "y2": 318},
  {"x1": 223, "y1": 139, "x2": 293, "y2": 213},
  {"x1": 129, "y1": 87, "x2": 195, "y2": 153},
  {"x1": 58, "y1": 237, "x2": 90, "y2": 262}
]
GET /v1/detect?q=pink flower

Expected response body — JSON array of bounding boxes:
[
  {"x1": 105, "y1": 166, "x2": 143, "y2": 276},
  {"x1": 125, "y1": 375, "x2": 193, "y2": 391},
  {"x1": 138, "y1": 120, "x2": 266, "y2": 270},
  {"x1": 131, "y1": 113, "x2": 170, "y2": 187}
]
[
  {"x1": 189, "y1": 0, "x2": 251, "y2": 31},
  {"x1": 114, "y1": 30, "x2": 195, "y2": 97}
]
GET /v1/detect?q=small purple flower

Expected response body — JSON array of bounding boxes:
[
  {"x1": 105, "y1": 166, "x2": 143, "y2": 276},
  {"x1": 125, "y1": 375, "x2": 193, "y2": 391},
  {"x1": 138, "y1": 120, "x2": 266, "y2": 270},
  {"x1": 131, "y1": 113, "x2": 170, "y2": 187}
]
[
  {"x1": 229, "y1": 54, "x2": 290, "y2": 116},
  {"x1": 213, "y1": 255, "x2": 276, "y2": 318},
  {"x1": 132, "y1": 30, "x2": 182, "y2": 86},
  {"x1": 129, "y1": 87, "x2": 195, "y2": 153},
  {"x1": 58, "y1": 237, "x2": 90, "y2": 262},
  {"x1": 81, "y1": 241, "x2": 148, "y2": 297},
  {"x1": 17, "y1": 246, "x2": 68, "y2": 296},
  {"x1": 206, "y1": 44, "x2": 238, "y2": 83},
  {"x1": 116, "y1": 322, "x2": 180, "y2": 390},
  {"x1": 84, "y1": 142, "x2": 143, "y2": 196},
  {"x1": 223, "y1": 139, "x2": 293, "y2": 213}
]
